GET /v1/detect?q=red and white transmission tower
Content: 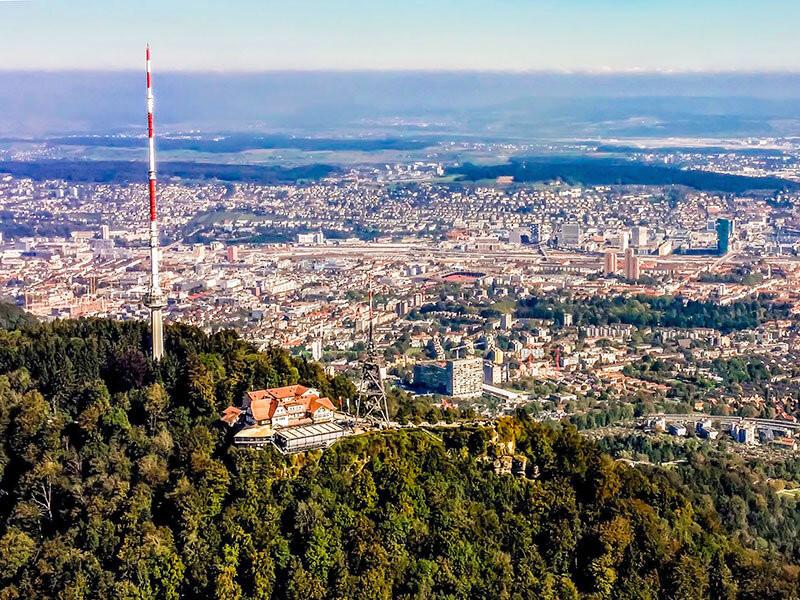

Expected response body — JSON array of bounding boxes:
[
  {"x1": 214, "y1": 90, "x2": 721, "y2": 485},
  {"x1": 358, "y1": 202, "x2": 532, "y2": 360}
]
[{"x1": 142, "y1": 45, "x2": 165, "y2": 360}]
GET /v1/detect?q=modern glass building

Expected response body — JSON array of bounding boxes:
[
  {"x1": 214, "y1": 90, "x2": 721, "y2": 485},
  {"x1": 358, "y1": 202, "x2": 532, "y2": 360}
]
[{"x1": 716, "y1": 218, "x2": 733, "y2": 255}]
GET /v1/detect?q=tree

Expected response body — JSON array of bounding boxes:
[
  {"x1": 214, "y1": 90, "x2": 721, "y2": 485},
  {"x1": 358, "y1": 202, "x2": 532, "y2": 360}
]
[
  {"x1": 142, "y1": 383, "x2": 169, "y2": 433},
  {"x1": 0, "y1": 316, "x2": 797, "y2": 598},
  {"x1": 709, "y1": 550, "x2": 737, "y2": 600},
  {"x1": 215, "y1": 544, "x2": 243, "y2": 600},
  {"x1": 0, "y1": 528, "x2": 36, "y2": 578},
  {"x1": 183, "y1": 355, "x2": 217, "y2": 417}
]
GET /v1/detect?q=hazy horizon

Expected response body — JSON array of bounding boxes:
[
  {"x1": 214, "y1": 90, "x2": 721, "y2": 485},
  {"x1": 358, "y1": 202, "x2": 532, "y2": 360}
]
[
  {"x1": 1, "y1": 70, "x2": 800, "y2": 138},
  {"x1": 5, "y1": 1, "x2": 800, "y2": 138}
]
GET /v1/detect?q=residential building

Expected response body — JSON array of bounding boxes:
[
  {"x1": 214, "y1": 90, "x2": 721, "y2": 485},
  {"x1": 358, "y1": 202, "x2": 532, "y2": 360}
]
[
  {"x1": 624, "y1": 247, "x2": 641, "y2": 280},
  {"x1": 603, "y1": 251, "x2": 618, "y2": 275}
]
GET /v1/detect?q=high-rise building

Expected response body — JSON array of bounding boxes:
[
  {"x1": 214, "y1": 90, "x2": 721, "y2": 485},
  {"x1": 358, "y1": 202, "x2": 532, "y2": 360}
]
[
  {"x1": 624, "y1": 247, "x2": 641, "y2": 280},
  {"x1": 395, "y1": 300, "x2": 409, "y2": 316},
  {"x1": 226, "y1": 245, "x2": 239, "y2": 262},
  {"x1": 446, "y1": 357, "x2": 483, "y2": 397},
  {"x1": 716, "y1": 218, "x2": 734, "y2": 255},
  {"x1": 100, "y1": 225, "x2": 110, "y2": 241},
  {"x1": 558, "y1": 223, "x2": 581, "y2": 248},
  {"x1": 529, "y1": 223, "x2": 541, "y2": 245},
  {"x1": 413, "y1": 362, "x2": 449, "y2": 394},
  {"x1": 413, "y1": 357, "x2": 483, "y2": 397},
  {"x1": 603, "y1": 251, "x2": 618, "y2": 276},
  {"x1": 619, "y1": 231, "x2": 630, "y2": 251},
  {"x1": 631, "y1": 226, "x2": 648, "y2": 248}
]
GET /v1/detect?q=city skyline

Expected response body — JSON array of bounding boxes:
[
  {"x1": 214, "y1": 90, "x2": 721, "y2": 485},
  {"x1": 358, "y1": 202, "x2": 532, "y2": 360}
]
[{"x1": 2, "y1": 0, "x2": 800, "y2": 72}]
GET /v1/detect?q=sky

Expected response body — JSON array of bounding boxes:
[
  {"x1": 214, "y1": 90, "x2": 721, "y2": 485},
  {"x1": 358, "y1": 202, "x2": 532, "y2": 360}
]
[{"x1": 2, "y1": 0, "x2": 800, "y2": 72}]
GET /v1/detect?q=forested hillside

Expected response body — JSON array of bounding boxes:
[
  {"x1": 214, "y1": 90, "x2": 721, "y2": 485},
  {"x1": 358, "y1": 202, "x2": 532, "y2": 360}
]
[
  {"x1": 0, "y1": 314, "x2": 798, "y2": 599},
  {"x1": 515, "y1": 294, "x2": 789, "y2": 333},
  {"x1": 0, "y1": 302, "x2": 35, "y2": 330}
]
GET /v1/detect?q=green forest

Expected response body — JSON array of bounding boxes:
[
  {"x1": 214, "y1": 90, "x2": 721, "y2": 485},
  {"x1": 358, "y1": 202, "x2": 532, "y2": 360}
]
[
  {"x1": 448, "y1": 157, "x2": 798, "y2": 194},
  {"x1": 0, "y1": 314, "x2": 799, "y2": 598},
  {"x1": 515, "y1": 294, "x2": 788, "y2": 333}
]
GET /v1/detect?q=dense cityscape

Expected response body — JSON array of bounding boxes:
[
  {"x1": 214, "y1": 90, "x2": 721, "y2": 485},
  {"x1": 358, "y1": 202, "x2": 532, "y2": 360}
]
[
  {"x1": 4, "y1": 139, "x2": 800, "y2": 458},
  {"x1": 6, "y1": 0, "x2": 800, "y2": 597}
]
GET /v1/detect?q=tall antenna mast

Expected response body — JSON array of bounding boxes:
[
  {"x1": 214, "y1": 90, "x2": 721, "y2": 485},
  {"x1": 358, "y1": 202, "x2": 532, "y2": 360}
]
[
  {"x1": 142, "y1": 45, "x2": 165, "y2": 361},
  {"x1": 356, "y1": 272, "x2": 390, "y2": 427},
  {"x1": 367, "y1": 278, "x2": 375, "y2": 356}
]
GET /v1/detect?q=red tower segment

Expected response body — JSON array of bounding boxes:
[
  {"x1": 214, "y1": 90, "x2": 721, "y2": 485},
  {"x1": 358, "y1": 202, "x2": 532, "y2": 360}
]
[{"x1": 146, "y1": 44, "x2": 157, "y2": 222}]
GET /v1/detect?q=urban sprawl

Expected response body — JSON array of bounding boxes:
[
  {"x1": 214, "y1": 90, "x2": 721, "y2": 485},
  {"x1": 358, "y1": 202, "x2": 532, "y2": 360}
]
[{"x1": 5, "y1": 141, "x2": 800, "y2": 457}]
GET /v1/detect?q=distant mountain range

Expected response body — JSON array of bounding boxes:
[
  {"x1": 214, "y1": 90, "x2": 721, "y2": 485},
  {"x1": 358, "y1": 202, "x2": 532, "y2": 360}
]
[
  {"x1": 1, "y1": 71, "x2": 800, "y2": 138},
  {"x1": 0, "y1": 160, "x2": 338, "y2": 184}
]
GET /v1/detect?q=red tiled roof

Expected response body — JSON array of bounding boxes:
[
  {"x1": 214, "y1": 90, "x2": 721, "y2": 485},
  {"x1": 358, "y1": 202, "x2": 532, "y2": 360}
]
[
  {"x1": 220, "y1": 406, "x2": 242, "y2": 426},
  {"x1": 245, "y1": 389, "x2": 272, "y2": 403},
  {"x1": 251, "y1": 397, "x2": 277, "y2": 422},
  {"x1": 442, "y1": 274, "x2": 476, "y2": 283},
  {"x1": 309, "y1": 396, "x2": 336, "y2": 412},
  {"x1": 243, "y1": 385, "x2": 334, "y2": 422},
  {"x1": 268, "y1": 385, "x2": 310, "y2": 399}
]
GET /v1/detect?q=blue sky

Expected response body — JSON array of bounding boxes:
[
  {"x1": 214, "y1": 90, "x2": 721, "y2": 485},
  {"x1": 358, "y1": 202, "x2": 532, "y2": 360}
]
[{"x1": 2, "y1": 0, "x2": 800, "y2": 72}]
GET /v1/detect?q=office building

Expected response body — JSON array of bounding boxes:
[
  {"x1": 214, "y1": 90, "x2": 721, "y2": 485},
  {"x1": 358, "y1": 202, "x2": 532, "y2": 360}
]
[
  {"x1": 558, "y1": 223, "x2": 582, "y2": 248},
  {"x1": 631, "y1": 226, "x2": 648, "y2": 248},
  {"x1": 619, "y1": 231, "x2": 630, "y2": 251},
  {"x1": 529, "y1": 223, "x2": 541, "y2": 245},
  {"x1": 297, "y1": 231, "x2": 325, "y2": 245},
  {"x1": 716, "y1": 218, "x2": 734, "y2": 255}
]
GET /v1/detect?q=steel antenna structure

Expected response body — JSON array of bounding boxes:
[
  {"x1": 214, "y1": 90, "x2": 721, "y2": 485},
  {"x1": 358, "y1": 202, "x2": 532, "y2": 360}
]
[
  {"x1": 356, "y1": 274, "x2": 391, "y2": 426},
  {"x1": 142, "y1": 45, "x2": 166, "y2": 361}
]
